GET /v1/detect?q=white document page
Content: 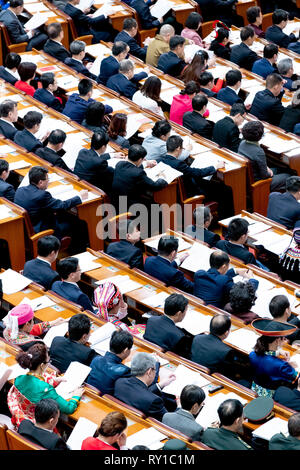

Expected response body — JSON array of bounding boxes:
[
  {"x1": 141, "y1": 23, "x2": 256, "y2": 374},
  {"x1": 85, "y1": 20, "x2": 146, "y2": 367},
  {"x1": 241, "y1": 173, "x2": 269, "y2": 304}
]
[
  {"x1": 89, "y1": 322, "x2": 117, "y2": 346},
  {"x1": 72, "y1": 251, "x2": 101, "y2": 272},
  {"x1": 253, "y1": 417, "x2": 288, "y2": 441},
  {"x1": 0, "y1": 144, "x2": 16, "y2": 154},
  {"x1": 8, "y1": 363, "x2": 29, "y2": 380},
  {"x1": 7, "y1": 160, "x2": 31, "y2": 171},
  {"x1": 196, "y1": 392, "x2": 247, "y2": 428},
  {"x1": 180, "y1": 242, "x2": 213, "y2": 272},
  {"x1": 143, "y1": 291, "x2": 169, "y2": 308},
  {"x1": 55, "y1": 362, "x2": 91, "y2": 399},
  {"x1": 43, "y1": 321, "x2": 70, "y2": 348},
  {"x1": 162, "y1": 364, "x2": 210, "y2": 396},
  {"x1": 67, "y1": 417, "x2": 98, "y2": 450},
  {"x1": 0, "y1": 205, "x2": 15, "y2": 220},
  {"x1": 150, "y1": 0, "x2": 173, "y2": 18},
  {"x1": 176, "y1": 310, "x2": 211, "y2": 335},
  {"x1": 77, "y1": 0, "x2": 94, "y2": 11},
  {"x1": 126, "y1": 427, "x2": 167, "y2": 450},
  {"x1": 18, "y1": 295, "x2": 56, "y2": 311},
  {"x1": 225, "y1": 328, "x2": 259, "y2": 353},
  {"x1": 56, "y1": 75, "x2": 79, "y2": 90},
  {"x1": 24, "y1": 13, "x2": 48, "y2": 30},
  {"x1": 145, "y1": 161, "x2": 183, "y2": 184},
  {"x1": 160, "y1": 87, "x2": 178, "y2": 105},
  {"x1": 95, "y1": 274, "x2": 143, "y2": 294},
  {"x1": 0, "y1": 269, "x2": 32, "y2": 294},
  {"x1": 126, "y1": 114, "x2": 152, "y2": 139}
]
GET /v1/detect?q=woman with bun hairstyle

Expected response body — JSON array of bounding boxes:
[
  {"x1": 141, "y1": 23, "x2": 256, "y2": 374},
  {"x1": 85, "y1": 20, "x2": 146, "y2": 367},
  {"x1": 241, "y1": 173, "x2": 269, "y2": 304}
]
[
  {"x1": 209, "y1": 28, "x2": 231, "y2": 60},
  {"x1": 7, "y1": 343, "x2": 83, "y2": 426},
  {"x1": 81, "y1": 411, "x2": 128, "y2": 450}
]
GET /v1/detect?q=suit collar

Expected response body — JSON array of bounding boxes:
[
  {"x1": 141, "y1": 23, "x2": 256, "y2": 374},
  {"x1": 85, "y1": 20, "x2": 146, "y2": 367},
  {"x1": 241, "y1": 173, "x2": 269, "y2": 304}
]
[{"x1": 177, "y1": 408, "x2": 195, "y2": 420}]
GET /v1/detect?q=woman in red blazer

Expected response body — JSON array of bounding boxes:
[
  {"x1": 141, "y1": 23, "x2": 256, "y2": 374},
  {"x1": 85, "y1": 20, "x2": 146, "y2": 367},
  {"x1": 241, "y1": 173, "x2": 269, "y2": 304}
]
[
  {"x1": 15, "y1": 62, "x2": 37, "y2": 97},
  {"x1": 81, "y1": 412, "x2": 128, "y2": 450}
]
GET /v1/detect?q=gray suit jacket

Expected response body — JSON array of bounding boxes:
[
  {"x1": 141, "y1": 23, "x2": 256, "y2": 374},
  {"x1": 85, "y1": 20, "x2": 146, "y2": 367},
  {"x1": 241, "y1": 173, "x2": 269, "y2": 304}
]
[{"x1": 162, "y1": 408, "x2": 203, "y2": 441}]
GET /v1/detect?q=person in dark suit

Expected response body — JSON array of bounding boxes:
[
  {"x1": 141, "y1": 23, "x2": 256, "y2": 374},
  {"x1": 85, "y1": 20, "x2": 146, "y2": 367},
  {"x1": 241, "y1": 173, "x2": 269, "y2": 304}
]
[
  {"x1": 288, "y1": 41, "x2": 300, "y2": 54},
  {"x1": 64, "y1": 40, "x2": 97, "y2": 81},
  {"x1": 23, "y1": 235, "x2": 60, "y2": 290},
  {"x1": 265, "y1": 9, "x2": 298, "y2": 49},
  {"x1": 107, "y1": 219, "x2": 144, "y2": 270},
  {"x1": 250, "y1": 73, "x2": 285, "y2": 126},
  {"x1": 33, "y1": 72, "x2": 63, "y2": 112},
  {"x1": 144, "y1": 293, "x2": 194, "y2": 359},
  {"x1": 0, "y1": 52, "x2": 21, "y2": 85},
  {"x1": 35, "y1": 129, "x2": 73, "y2": 173},
  {"x1": 279, "y1": 90, "x2": 300, "y2": 133},
  {"x1": 185, "y1": 206, "x2": 220, "y2": 247},
  {"x1": 49, "y1": 313, "x2": 97, "y2": 373},
  {"x1": 87, "y1": 330, "x2": 133, "y2": 394},
  {"x1": 217, "y1": 69, "x2": 243, "y2": 106},
  {"x1": 43, "y1": 23, "x2": 71, "y2": 62},
  {"x1": 252, "y1": 43, "x2": 278, "y2": 79},
  {"x1": 194, "y1": 250, "x2": 258, "y2": 307},
  {"x1": 131, "y1": 0, "x2": 161, "y2": 29},
  {"x1": 18, "y1": 399, "x2": 69, "y2": 450},
  {"x1": 115, "y1": 18, "x2": 147, "y2": 62},
  {"x1": 14, "y1": 111, "x2": 46, "y2": 153},
  {"x1": 269, "y1": 413, "x2": 300, "y2": 450},
  {"x1": 97, "y1": 41, "x2": 129, "y2": 85},
  {"x1": 274, "y1": 384, "x2": 300, "y2": 412},
  {"x1": 277, "y1": 58, "x2": 300, "y2": 92},
  {"x1": 267, "y1": 176, "x2": 300, "y2": 229},
  {"x1": 0, "y1": 0, "x2": 47, "y2": 50},
  {"x1": 268, "y1": 295, "x2": 300, "y2": 344},
  {"x1": 230, "y1": 26, "x2": 259, "y2": 71},
  {"x1": 144, "y1": 235, "x2": 194, "y2": 293},
  {"x1": 0, "y1": 160, "x2": 15, "y2": 202},
  {"x1": 157, "y1": 36, "x2": 187, "y2": 78},
  {"x1": 194, "y1": 0, "x2": 241, "y2": 28},
  {"x1": 199, "y1": 71, "x2": 217, "y2": 98},
  {"x1": 114, "y1": 352, "x2": 177, "y2": 421},
  {"x1": 51, "y1": 258, "x2": 95, "y2": 312},
  {"x1": 182, "y1": 94, "x2": 215, "y2": 140},
  {"x1": 106, "y1": 59, "x2": 148, "y2": 100},
  {"x1": 212, "y1": 103, "x2": 246, "y2": 153},
  {"x1": 0, "y1": 99, "x2": 18, "y2": 140}
]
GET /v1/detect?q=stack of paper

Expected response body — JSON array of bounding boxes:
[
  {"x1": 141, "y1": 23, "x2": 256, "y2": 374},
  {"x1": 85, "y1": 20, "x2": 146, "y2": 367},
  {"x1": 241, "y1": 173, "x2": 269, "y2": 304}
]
[
  {"x1": 126, "y1": 114, "x2": 152, "y2": 139},
  {"x1": 24, "y1": 12, "x2": 48, "y2": 29},
  {"x1": 89, "y1": 322, "x2": 117, "y2": 355},
  {"x1": 163, "y1": 364, "x2": 210, "y2": 396},
  {"x1": 126, "y1": 427, "x2": 167, "y2": 450},
  {"x1": 253, "y1": 231, "x2": 292, "y2": 255},
  {"x1": 56, "y1": 75, "x2": 79, "y2": 90},
  {"x1": 143, "y1": 291, "x2": 169, "y2": 308},
  {"x1": 67, "y1": 417, "x2": 98, "y2": 450},
  {"x1": 96, "y1": 275, "x2": 143, "y2": 294},
  {"x1": 244, "y1": 86, "x2": 265, "y2": 106},
  {"x1": 55, "y1": 362, "x2": 91, "y2": 399},
  {"x1": 144, "y1": 234, "x2": 191, "y2": 253},
  {"x1": 191, "y1": 152, "x2": 239, "y2": 172},
  {"x1": 253, "y1": 417, "x2": 288, "y2": 441},
  {"x1": 0, "y1": 205, "x2": 14, "y2": 220},
  {"x1": 0, "y1": 144, "x2": 16, "y2": 154},
  {"x1": 145, "y1": 161, "x2": 183, "y2": 184},
  {"x1": 247, "y1": 221, "x2": 271, "y2": 237},
  {"x1": 181, "y1": 242, "x2": 213, "y2": 272},
  {"x1": 43, "y1": 321, "x2": 70, "y2": 348},
  {"x1": 197, "y1": 392, "x2": 247, "y2": 428},
  {"x1": 176, "y1": 310, "x2": 212, "y2": 335},
  {"x1": 72, "y1": 251, "x2": 101, "y2": 272},
  {"x1": 0, "y1": 269, "x2": 32, "y2": 294},
  {"x1": 77, "y1": 0, "x2": 94, "y2": 11},
  {"x1": 9, "y1": 160, "x2": 31, "y2": 171},
  {"x1": 225, "y1": 328, "x2": 259, "y2": 353}
]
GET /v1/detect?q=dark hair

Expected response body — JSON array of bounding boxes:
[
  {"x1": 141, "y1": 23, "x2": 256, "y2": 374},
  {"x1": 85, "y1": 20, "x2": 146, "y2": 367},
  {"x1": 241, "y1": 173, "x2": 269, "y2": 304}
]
[
  {"x1": 152, "y1": 120, "x2": 171, "y2": 138},
  {"x1": 246, "y1": 6, "x2": 261, "y2": 24},
  {"x1": 123, "y1": 17, "x2": 137, "y2": 31},
  {"x1": 263, "y1": 43, "x2": 278, "y2": 59},
  {"x1": 35, "y1": 399, "x2": 59, "y2": 424},
  {"x1": 199, "y1": 71, "x2": 214, "y2": 87},
  {"x1": 57, "y1": 257, "x2": 79, "y2": 280},
  {"x1": 166, "y1": 135, "x2": 183, "y2": 153},
  {"x1": 241, "y1": 120, "x2": 264, "y2": 142},
  {"x1": 112, "y1": 41, "x2": 128, "y2": 57},
  {"x1": 78, "y1": 78, "x2": 93, "y2": 96},
  {"x1": 192, "y1": 93, "x2": 208, "y2": 112},
  {"x1": 18, "y1": 62, "x2": 37, "y2": 82},
  {"x1": 5, "y1": 52, "x2": 21, "y2": 70},
  {"x1": 9, "y1": 0, "x2": 24, "y2": 8},
  {"x1": 85, "y1": 101, "x2": 105, "y2": 127},
  {"x1": 157, "y1": 235, "x2": 179, "y2": 256},
  {"x1": 193, "y1": 206, "x2": 211, "y2": 224},
  {"x1": 98, "y1": 412, "x2": 127, "y2": 437},
  {"x1": 227, "y1": 218, "x2": 249, "y2": 241},
  {"x1": 118, "y1": 218, "x2": 139, "y2": 239},
  {"x1": 218, "y1": 399, "x2": 243, "y2": 426},
  {"x1": 70, "y1": 40, "x2": 85, "y2": 55},
  {"x1": 48, "y1": 129, "x2": 67, "y2": 145},
  {"x1": 40, "y1": 72, "x2": 55, "y2": 89},
  {"x1": 128, "y1": 144, "x2": 147, "y2": 162},
  {"x1": 109, "y1": 330, "x2": 133, "y2": 354},
  {"x1": 185, "y1": 12, "x2": 203, "y2": 30},
  {"x1": 229, "y1": 282, "x2": 256, "y2": 314},
  {"x1": 269, "y1": 295, "x2": 290, "y2": 319},
  {"x1": 169, "y1": 35, "x2": 185, "y2": 50},
  {"x1": 164, "y1": 293, "x2": 188, "y2": 317},
  {"x1": 180, "y1": 80, "x2": 200, "y2": 96},
  {"x1": 0, "y1": 100, "x2": 17, "y2": 117},
  {"x1": 132, "y1": 445, "x2": 150, "y2": 450},
  {"x1": 240, "y1": 25, "x2": 255, "y2": 41},
  {"x1": 180, "y1": 384, "x2": 205, "y2": 411},
  {"x1": 225, "y1": 69, "x2": 242, "y2": 87},
  {"x1": 0, "y1": 159, "x2": 9, "y2": 176},
  {"x1": 210, "y1": 314, "x2": 231, "y2": 336},
  {"x1": 272, "y1": 9, "x2": 289, "y2": 25},
  {"x1": 23, "y1": 111, "x2": 43, "y2": 129},
  {"x1": 107, "y1": 113, "x2": 127, "y2": 139},
  {"x1": 140, "y1": 76, "x2": 161, "y2": 102},
  {"x1": 91, "y1": 130, "x2": 109, "y2": 150},
  {"x1": 68, "y1": 313, "x2": 91, "y2": 341},
  {"x1": 37, "y1": 235, "x2": 60, "y2": 257},
  {"x1": 230, "y1": 103, "x2": 246, "y2": 117},
  {"x1": 266, "y1": 73, "x2": 283, "y2": 89},
  {"x1": 254, "y1": 335, "x2": 281, "y2": 355},
  {"x1": 288, "y1": 413, "x2": 300, "y2": 437},
  {"x1": 286, "y1": 176, "x2": 300, "y2": 193},
  {"x1": 16, "y1": 343, "x2": 48, "y2": 370},
  {"x1": 210, "y1": 251, "x2": 230, "y2": 269},
  {"x1": 181, "y1": 53, "x2": 207, "y2": 83},
  {"x1": 215, "y1": 28, "x2": 229, "y2": 44},
  {"x1": 47, "y1": 23, "x2": 62, "y2": 39},
  {"x1": 29, "y1": 166, "x2": 48, "y2": 185}
]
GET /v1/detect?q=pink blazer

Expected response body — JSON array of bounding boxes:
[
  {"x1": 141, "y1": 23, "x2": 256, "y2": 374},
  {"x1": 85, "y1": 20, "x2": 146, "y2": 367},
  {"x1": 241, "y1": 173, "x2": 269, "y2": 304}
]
[{"x1": 181, "y1": 28, "x2": 204, "y2": 47}]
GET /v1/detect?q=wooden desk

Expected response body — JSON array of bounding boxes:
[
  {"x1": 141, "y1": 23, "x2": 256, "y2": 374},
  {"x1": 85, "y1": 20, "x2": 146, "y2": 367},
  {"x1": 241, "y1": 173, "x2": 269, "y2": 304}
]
[
  {"x1": 235, "y1": 0, "x2": 257, "y2": 26},
  {"x1": 0, "y1": 198, "x2": 25, "y2": 272}
]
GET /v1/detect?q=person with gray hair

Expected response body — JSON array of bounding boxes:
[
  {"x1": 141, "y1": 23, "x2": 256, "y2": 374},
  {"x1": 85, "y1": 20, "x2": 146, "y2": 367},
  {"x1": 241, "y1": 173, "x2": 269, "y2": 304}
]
[
  {"x1": 277, "y1": 58, "x2": 299, "y2": 92},
  {"x1": 146, "y1": 24, "x2": 175, "y2": 67},
  {"x1": 185, "y1": 206, "x2": 220, "y2": 247},
  {"x1": 97, "y1": 41, "x2": 130, "y2": 85},
  {"x1": 106, "y1": 59, "x2": 148, "y2": 99},
  {"x1": 0, "y1": 99, "x2": 18, "y2": 140},
  {"x1": 64, "y1": 40, "x2": 97, "y2": 80},
  {"x1": 114, "y1": 352, "x2": 176, "y2": 421}
]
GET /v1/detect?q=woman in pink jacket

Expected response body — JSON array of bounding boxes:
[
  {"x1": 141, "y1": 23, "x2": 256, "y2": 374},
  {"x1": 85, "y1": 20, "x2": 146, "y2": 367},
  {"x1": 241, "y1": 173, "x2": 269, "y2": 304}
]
[
  {"x1": 181, "y1": 12, "x2": 206, "y2": 48},
  {"x1": 170, "y1": 80, "x2": 200, "y2": 126}
]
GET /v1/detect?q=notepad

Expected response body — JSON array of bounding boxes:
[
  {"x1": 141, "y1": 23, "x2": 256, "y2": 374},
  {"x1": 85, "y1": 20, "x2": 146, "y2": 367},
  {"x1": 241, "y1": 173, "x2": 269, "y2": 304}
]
[
  {"x1": 162, "y1": 364, "x2": 210, "y2": 396},
  {"x1": 126, "y1": 427, "x2": 167, "y2": 450},
  {"x1": 0, "y1": 269, "x2": 32, "y2": 294},
  {"x1": 67, "y1": 417, "x2": 98, "y2": 450},
  {"x1": 0, "y1": 205, "x2": 14, "y2": 220},
  {"x1": 253, "y1": 417, "x2": 289, "y2": 441},
  {"x1": 18, "y1": 295, "x2": 56, "y2": 311},
  {"x1": 196, "y1": 392, "x2": 247, "y2": 428},
  {"x1": 143, "y1": 291, "x2": 169, "y2": 308},
  {"x1": 150, "y1": 0, "x2": 173, "y2": 18},
  {"x1": 176, "y1": 310, "x2": 212, "y2": 335},
  {"x1": 55, "y1": 362, "x2": 91, "y2": 400},
  {"x1": 72, "y1": 251, "x2": 101, "y2": 273}
]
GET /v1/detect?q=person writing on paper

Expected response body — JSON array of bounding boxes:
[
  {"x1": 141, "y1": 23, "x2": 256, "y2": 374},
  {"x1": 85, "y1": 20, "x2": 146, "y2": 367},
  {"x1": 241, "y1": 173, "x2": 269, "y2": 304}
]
[
  {"x1": 146, "y1": 24, "x2": 175, "y2": 68},
  {"x1": 269, "y1": 412, "x2": 300, "y2": 450},
  {"x1": 0, "y1": 99, "x2": 18, "y2": 141},
  {"x1": 185, "y1": 206, "x2": 221, "y2": 247},
  {"x1": 224, "y1": 281, "x2": 259, "y2": 325},
  {"x1": 7, "y1": 343, "x2": 83, "y2": 427},
  {"x1": 162, "y1": 385, "x2": 205, "y2": 441},
  {"x1": 87, "y1": 330, "x2": 133, "y2": 395},
  {"x1": 97, "y1": 41, "x2": 130, "y2": 86},
  {"x1": 0, "y1": 52, "x2": 21, "y2": 85},
  {"x1": 64, "y1": 40, "x2": 97, "y2": 81},
  {"x1": 115, "y1": 18, "x2": 148, "y2": 62},
  {"x1": 249, "y1": 318, "x2": 300, "y2": 398},
  {"x1": 106, "y1": 219, "x2": 144, "y2": 270},
  {"x1": 35, "y1": 129, "x2": 74, "y2": 174},
  {"x1": 279, "y1": 228, "x2": 300, "y2": 283},
  {"x1": 50, "y1": 313, "x2": 98, "y2": 374},
  {"x1": 14, "y1": 62, "x2": 37, "y2": 97},
  {"x1": 43, "y1": 23, "x2": 71, "y2": 63},
  {"x1": 33, "y1": 73, "x2": 64, "y2": 113},
  {"x1": 170, "y1": 80, "x2": 200, "y2": 126},
  {"x1": 93, "y1": 281, "x2": 146, "y2": 335},
  {"x1": 114, "y1": 352, "x2": 177, "y2": 421},
  {"x1": 3, "y1": 304, "x2": 65, "y2": 351},
  {"x1": 268, "y1": 294, "x2": 300, "y2": 344},
  {"x1": 132, "y1": 76, "x2": 164, "y2": 117},
  {"x1": 0, "y1": 159, "x2": 15, "y2": 202},
  {"x1": 107, "y1": 113, "x2": 130, "y2": 150},
  {"x1": 106, "y1": 59, "x2": 148, "y2": 100},
  {"x1": 23, "y1": 235, "x2": 60, "y2": 290},
  {"x1": 267, "y1": 176, "x2": 300, "y2": 230},
  {"x1": 81, "y1": 411, "x2": 128, "y2": 450},
  {"x1": 18, "y1": 398, "x2": 69, "y2": 450},
  {"x1": 144, "y1": 293, "x2": 194, "y2": 359},
  {"x1": 14, "y1": 111, "x2": 46, "y2": 153}
]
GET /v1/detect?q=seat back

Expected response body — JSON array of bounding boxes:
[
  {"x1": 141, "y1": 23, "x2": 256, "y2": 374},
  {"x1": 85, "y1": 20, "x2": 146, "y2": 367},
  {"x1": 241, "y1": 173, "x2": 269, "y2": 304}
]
[
  {"x1": 200, "y1": 21, "x2": 215, "y2": 39},
  {"x1": 6, "y1": 429, "x2": 46, "y2": 450},
  {"x1": 262, "y1": 13, "x2": 273, "y2": 32},
  {"x1": 0, "y1": 22, "x2": 27, "y2": 53},
  {"x1": 245, "y1": 161, "x2": 271, "y2": 215},
  {"x1": 0, "y1": 423, "x2": 8, "y2": 450}
]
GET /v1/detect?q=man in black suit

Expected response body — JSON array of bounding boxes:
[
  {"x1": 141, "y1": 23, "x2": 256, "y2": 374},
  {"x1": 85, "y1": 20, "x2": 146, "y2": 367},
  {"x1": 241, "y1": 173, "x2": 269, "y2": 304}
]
[
  {"x1": 0, "y1": 0, "x2": 47, "y2": 50},
  {"x1": 43, "y1": 23, "x2": 71, "y2": 62},
  {"x1": 0, "y1": 52, "x2": 21, "y2": 85},
  {"x1": 144, "y1": 293, "x2": 194, "y2": 359},
  {"x1": 266, "y1": 9, "x2": 298, "y2": 49},
  {"x1": 64, "y1": 40, "x2": 97, "y2": 81},
  {"x1": 106, "y1": 59, "x2": 148, "y2": 100},
  {"x1": 217, "y1": 69, "x2": 244, "y2": 106},
  {"x1": 216, "y1": 217, "x2": 258, "y2": 265},
  {"x1": 213, "y1": 103, "x2": 246, "y2": 153},
  {"x1": 250, "y1": 73, "x2": 285, "y2": 126},
  {"x1": 14, "y1": 111, "x2": 46, "y2": 153},
  {"x1": 50, "y1": 313, "x2": 97, "y2": 373},
  {"x1": 33, "y1": 73, "x2": 64, "y2": 112},
  {"x1": 23, "y1": 235, "x2": 60, "y2": 290},
  {"x1": 97, "y1": 41, "x2": 129, "y2": 85},
  {"x1": 182, "y1": 94, "x2": 215, "y2": 140},
  {"x1": 199, "y1": 71, "x2": 217, "y2": 98},
  {"x1": 267, "y1": 176, "x2": 300, "y2": 229},
  {"x1": 185, "y1": 206, "x2": 221, "y2": 247},
  {"x1": 18, "y1": 399, "x2": 69, "y2": 450},
  {"x1": 115, "y1": 18, "x2": 147, "y2": 62},
  {"x1": 157, "y1": 35, "x2": 187, "y2": 78},
  {"x1": 0, "y1": 160, "x2": 15, "y2": 202},
  {"x1": 107, "y1": 218, "x2": 144, "y2": 270},
  {"x1": 35, "y1": 129, "x2": 73, "y2": 173},
  {"x1": 131, "y1": 0, "x2": 161, "y2": 30},
  {"x1": 269, "y1": 295, "x2": 300, "y2": 344},
  {"x1": 0, "y1": 99, "x2": 18, "y2": 140},
  {"x1": 195, "y1": 0, "x2": 241, "y2": 28},
  {"x1": 274, "y1": 383, "x2": 300, "y2": 412},
  {"x1": 230, "y1": 26, "x2": 259, "y2": 71}
]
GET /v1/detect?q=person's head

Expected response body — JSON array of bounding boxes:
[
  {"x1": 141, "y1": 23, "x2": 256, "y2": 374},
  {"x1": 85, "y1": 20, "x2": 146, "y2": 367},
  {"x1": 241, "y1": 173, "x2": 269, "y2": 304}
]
[
  {"x1": 151, "y1": 119, "x2": 172, "y2": 141},
  {"x1": 128, "y1": 144, "x2": 147, "y2": 165},
  {"x1": 5, "y1": 52, "x2": 21, "y2": 71},
  {"x1": 157, "y1": 235, "x2": 179, "y2": 261},
  {"x1": 57, "y1": 257, "x2": 81, "y2": 283},
  {"x1": 78, "y1": 78, "x2": 93, "y2": 98},
  {"x1": 254, "y1": 334, "x2": 285, "y2": 355},
  {"x1": 166, "y1": 135, "x2": 183, "y2": 157},
  {"x1": 0, "y1": 99, "x2": 18, "y2": 122},
  {"x1": 164, "y1": 293, "x2": 188, "y2": 323},
  {"x1": 118, "y1": 218, "x2": 140, "y2": 244},
  {"x1": 199, "y1": 71, "x2": 214, "y2": 90},
  {"x1": 210, "y1": 314, "x2": 231, "y2": 340},
  {"x1": 241, "y1": 120, "x2": 264, "y2": 143},
  {"x1": 16, "y1": 342, "x2": 49, "y2": 372},
  {"x1": 292, "y1": 90, "x2": 300, "y2": 108},
  {"x1": 97, "y1": 412, "x2": 127, "y2": 445},
  {"x1": 91, "y1": 130, "x2": 109, "y2": 154},
  {"x1": 185, "y1": 12, "x2": 203, "y2": 32},
  {"x1": 293, "y1": 228, "x2": 300, "y2": 248},
  {"x1": 9, "y1": 0, "x2": 24, "y2": 14},
  {"x1": 191, "y1": 94, "x2": 208, "y2": 115},
  {"x1": 169, "y1": 35, "x2": 185, "y2": 56},
  {"x1": 272, "y1": 9, "x2": 289, "y2": 28},
  {"x1": 0, "y1": 160, "x2": 9, "y2": 181},
  {"x1": 85, "y1": 101, "x2": 105, "y2": 128},
  {"x1": 47, "y1": 129, "x2": 67, "y2": 151},
  {"x1": 180, "y1": 80, "x2": 200, "y2": 97},
  {"x1": 269, "y1": 295, "x2": 291, "y2": 321},
  {"x1": 29, "y1": 166, "x2": 49, "y2": 190},
  {"x1": 132, "y1": 445, "x2": 150, "y2": 450},
  {"x1": 247, "y1": 6, "x2": 262, "y2": 26},
  {"x1": 112, "y1": 41, "x2": 129, "y2": 61},
  {"x1": 286, "y1": 176, "x2": 300, "y2": 199},
  {"x1": 159, "y1": 24, "x2": 175, "y2": 43},
  {"x1": 215, "y1": 27, "x2": 229, "y2": 45},
  {"x1": 37, "y1": 235, "x2": 60, "y2": 262},
  {"x1": 229, "y1": 281, "x2": 257, "y2": 314},
  {"x1": 240, "y1": 25, "x2": 255, "y2": 45},
  {"x1": 119, "y1": 59, "x2": 134, "y2": 80},
  {"x1": 266, "y1": 73, "x2": 284, "y2": 96},
  {"x1": 263, "y1": 43, "x2": 278, "y2": 63},
  {"x1": 47, "y1": 22, "x2": 64, "y2": 42},
  {"x1": 69, "y1": 40, "x2": 86, "y2": 60},
  {"x1": 225, "y1": 69, "x2": 242, "y2": 89},
  {"x1": 131, "y1": 352, "x2": 157, "y2": 385},
  {"x1": 182, "y1": 51, "x2": 208, "y2": 83},
  {"x1": 34, "y1": 399, "x2": 60, "y2": 430},
  {"x1": 288, "y1": 413, "x2": 300, "y2": 439},
  {"x1": 107, "y1": 113, "x2": 127, "y2": 140},
  {"x1": 209, "y1": 250, "x2": 230, "y2": 274},
  {"x1": 229, "y1": 102, "x2": 246, "y2": 126},
  {"x1": 40, "y1": 72, "x2": 58, "y2": 92},
  {"x1": 193, "y1": 205, "x2": 212, "y2": 228},
  {"x1": 140, "y1": 76, "x2": 162, "y2": 101},
  {"x1": 277, "y1": 58, "x2": 294, "y2": 78},
  {"x1": 94, "y1": 282, "x2": 122, "y2": 318},
  {"x1": 180, "y1": 384, "x2": 205, "y2": 417},
  {"x1": 68, "y1": 313, "x2": 91, "y2": 343},
  {"x1": 18, "y1": 62, "x2": 36, "y2": 83},
  {"x1": 109, "y1": 330, "x2": 133, "y2": 361},
  {"x1": 123, "y1": 17, "x2": 138, "y2": 37},
  {"x1": 218, "y1": 399, "x2": 244, "y2": 432},
  {"x1": 23, "y1": 111, "x2": 43, "y2": 133},
  {"x1": 227, "y1": 217, "x2": 249, "y2": 243}
]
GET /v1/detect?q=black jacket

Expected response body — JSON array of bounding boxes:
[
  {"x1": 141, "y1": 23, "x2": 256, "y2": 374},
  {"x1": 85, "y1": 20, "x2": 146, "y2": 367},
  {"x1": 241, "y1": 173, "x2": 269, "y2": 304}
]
[
  {"x1": 267, "y1": 191, "x2": 300, "y2": 230},
  {"x1": 74, "y1": 148, "x2": 114, "y2": 194},
  {"x1": 191, "y1": 333, "x2": 236, "y2": 375},
  {"x1": 14, "y1": 129, "x2": 43, "y2": 153},
  {"x1": 265, "y1": 24, "x2": 297, "y2": 49},
  {"x1": 0, "y1": 118, "x2": 17, "y2": 140},
  {"x1": 18, "y1": 420, "x2": 69, "y2": 450},
  {"x1": 250, "y1": 88, "x2": 285, "y2": 126},
  {"x1": 35, "y1": 146, "x2": 73, "y2": 173},
  {"x1": 274, "y1": 387, "x2": 300, "y2": 412},
  {"x1": 23, "y1": 258, "x2": 59, "y2": 290},
  {"x1": 107, "y1": 239, "x2": 144, "y2": 270},
  {"x1": 212, "y1": 116, "x2": 241, "y2": 152},
  {"x1": 43, "y1": 39, "x2": 71, "y2": 62},
  {"x1": 0, "y1": 177, "x2": 15, "y2": 202},
  {"x1": 50, "y1": 335, "x2": 98, "y2": 373},
  {"x1": 0, "y1": 66, "x2": 17, "y2": 85},
  {"x1": 279, "y1": 106, "x2": 300, "y2": 133},
  {"x1": 182, "y1": 110, "x2": 215, "y2": 140},
  {"x1": 157, "y1": 51, "x2": 186, "y2": 78},
  {"x1": 216, "y1": 239, "x2": 257, "y2": 265},
  {"x1": 230, "y1": 42, "x2": 259, "y2": 71},
  {"x1": 209, "y1": 40, "x2": 231, "y2": 60}
]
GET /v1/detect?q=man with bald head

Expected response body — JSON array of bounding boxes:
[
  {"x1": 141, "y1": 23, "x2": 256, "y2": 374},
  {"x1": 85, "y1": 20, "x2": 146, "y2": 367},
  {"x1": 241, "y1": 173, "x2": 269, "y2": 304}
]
[{"x1": 146, "y1": 24, "x2": 175, "y2": 67}]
